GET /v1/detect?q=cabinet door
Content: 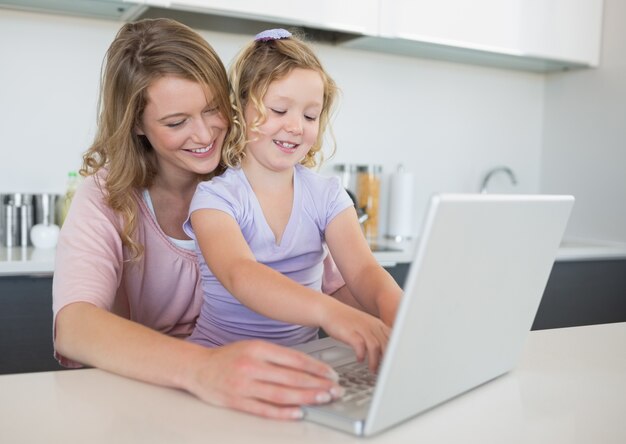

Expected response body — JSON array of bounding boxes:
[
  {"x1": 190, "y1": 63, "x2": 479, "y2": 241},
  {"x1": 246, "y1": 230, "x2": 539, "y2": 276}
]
[
  {"x1": 142, "y1": 0, "x2": 380, "y2": 35},
  {"x1": 0, "y1": 276, "x2": 66, "y2": 374},
  {"x1": 517, "y1": 0, "x2": 603, "y2": 66},
  {"x1": 380, "y1": 0, "x2": 522, "y2": 53},
  {"x1": 532, "y1": 260, "x2": 626, "y2": 330},
  {"x1": 379, "y1": 0, "x2": 603, "y2": 66}
]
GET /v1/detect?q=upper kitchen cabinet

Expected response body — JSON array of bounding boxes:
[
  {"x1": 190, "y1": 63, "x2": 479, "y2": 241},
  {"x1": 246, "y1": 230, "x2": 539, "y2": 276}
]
[
  {"x1": 0, "y1": 0, "x2": 145, "y2": 20},
  {"x1": 133, "y1": 0, "x2": 379, "y2": 36},
  {"x1": 1, "y1": 0, "x2": 604, "y2": 72},
  {"x1": 343, "y1": 0, "x2": 605, "y2": 72}
]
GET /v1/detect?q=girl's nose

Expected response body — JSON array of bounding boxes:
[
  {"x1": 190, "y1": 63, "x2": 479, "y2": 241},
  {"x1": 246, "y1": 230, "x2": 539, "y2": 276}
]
[{"x1": 285, "y1": 115, "x2": 303, "y2": 135}]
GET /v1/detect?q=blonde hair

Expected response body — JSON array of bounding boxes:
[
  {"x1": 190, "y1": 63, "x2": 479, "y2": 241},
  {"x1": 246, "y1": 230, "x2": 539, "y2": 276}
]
[
  {"x1": 81, "y1": 18, "x2": 232, "y2": 260},
  {"x1": 224, "y1": 30, "x2": 338, "y2": 168}
]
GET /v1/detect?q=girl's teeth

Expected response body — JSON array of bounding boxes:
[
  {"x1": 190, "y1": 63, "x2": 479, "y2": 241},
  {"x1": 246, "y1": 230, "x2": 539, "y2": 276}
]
[{"x1": 275, "y1": 140, "x2": 296, "y2": 149}]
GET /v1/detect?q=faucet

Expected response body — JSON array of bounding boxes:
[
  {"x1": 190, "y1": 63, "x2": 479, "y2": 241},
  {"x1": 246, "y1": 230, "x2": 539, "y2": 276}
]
[{"x1": 480, "y1": 166, "x2": 518, "y2": 193}]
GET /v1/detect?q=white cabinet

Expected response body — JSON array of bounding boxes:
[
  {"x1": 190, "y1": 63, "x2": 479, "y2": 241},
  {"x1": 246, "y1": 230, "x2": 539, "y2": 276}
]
[
  {"x1": 516, "y1": 0, "x2": 603, "y2": 66},
  {"x1": 6, "y1": 0, "x2": 603, "y2": 72},
  {"x1": 134, "y1": 0, "x2": 379, "y2": 35},
  {"x1": 379, "y1": 0, "x2": 523, "y2": 54},
  {"x1": 360, "y1": 0, "x2": 604, "y2": 70}
]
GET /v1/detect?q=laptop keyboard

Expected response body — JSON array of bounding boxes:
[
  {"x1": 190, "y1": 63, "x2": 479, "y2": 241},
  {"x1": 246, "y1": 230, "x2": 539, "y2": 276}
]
[{"x1": 336, "y1": 361, "x2": 377, "y2": 406}]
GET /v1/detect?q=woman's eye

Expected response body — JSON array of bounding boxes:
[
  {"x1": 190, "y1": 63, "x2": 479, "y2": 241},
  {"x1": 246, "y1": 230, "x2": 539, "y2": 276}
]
[
  {"x1": 203, "y1": 106, "x2": 218, "y2": 115},
  {"x1": 166, "y1": 120, "x2": 185, "y2": 128}
]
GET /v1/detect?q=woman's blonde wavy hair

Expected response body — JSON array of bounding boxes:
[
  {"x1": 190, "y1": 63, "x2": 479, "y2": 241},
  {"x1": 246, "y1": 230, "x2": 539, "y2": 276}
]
[
  {"x1": 81, "y1": 18, "x2": 232, "y2": 260},
  {"x1": 224, "y1": 30, "x2": 338, "y2": 169}
]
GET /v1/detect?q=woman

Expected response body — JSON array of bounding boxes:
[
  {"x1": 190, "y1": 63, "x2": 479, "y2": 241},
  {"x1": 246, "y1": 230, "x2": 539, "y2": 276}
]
[{"x1": 53, "y1": 18, "x2": 358, "y2": 420}]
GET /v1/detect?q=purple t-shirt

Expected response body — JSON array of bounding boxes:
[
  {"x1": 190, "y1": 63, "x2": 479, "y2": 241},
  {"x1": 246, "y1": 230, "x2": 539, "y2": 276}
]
[{"x1": 183, "y1": 164, "x2": 353, "y2": 347}]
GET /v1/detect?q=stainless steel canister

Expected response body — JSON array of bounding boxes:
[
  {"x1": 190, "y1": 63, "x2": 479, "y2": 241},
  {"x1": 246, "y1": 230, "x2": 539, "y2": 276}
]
[
  {"x1": 1, "y1": 193, "x2": 34, "y2": 247},
  {"x1": 0, "y1": 194, "x2": 4, "y2": 244},
  {"x1": 34, "y1": 193, "x2": 60, "y2": 226},
  {"x1": 20, "y1": 204, "x2": 33, "y2": 247},
  {"x1": 3, "y1": 201, "x2": 18, "y2": 247},
  {"x1": 332, "y1": 163, "x2": 359, "y2": 196}
]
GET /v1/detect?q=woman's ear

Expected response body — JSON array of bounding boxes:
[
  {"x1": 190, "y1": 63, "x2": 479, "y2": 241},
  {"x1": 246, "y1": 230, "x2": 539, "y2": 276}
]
[{"x1": 135, "y1": 125, "x2": 145, "y2": 136}]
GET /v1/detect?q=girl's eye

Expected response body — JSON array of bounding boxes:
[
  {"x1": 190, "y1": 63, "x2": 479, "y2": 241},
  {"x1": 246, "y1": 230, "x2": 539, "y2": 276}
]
[
  {"x1": 305, "y1": 115, "x2": 318, "y2": 122},
  {"x1": 270, "y1": 108, "x2": 286, "y2": 115}
]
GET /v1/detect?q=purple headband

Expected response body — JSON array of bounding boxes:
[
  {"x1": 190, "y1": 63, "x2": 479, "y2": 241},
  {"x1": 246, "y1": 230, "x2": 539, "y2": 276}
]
[{"x1": 254, "y1": 28, "x2": 292, "y2": 42}]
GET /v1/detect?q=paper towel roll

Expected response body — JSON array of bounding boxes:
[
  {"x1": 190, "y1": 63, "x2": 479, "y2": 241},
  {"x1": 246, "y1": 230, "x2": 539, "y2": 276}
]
[{"x1": 387, "y1": 169, "x2": 414, "y2": 239}]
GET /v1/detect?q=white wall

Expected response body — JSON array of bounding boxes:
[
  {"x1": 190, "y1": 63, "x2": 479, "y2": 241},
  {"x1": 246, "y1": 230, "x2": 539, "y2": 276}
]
[
  {"x1": 0, "y1": 9, "x2": 545, "y2": 236},
  {"x1": 541, "y1": 0, "x2": 626, "y2": 243}
]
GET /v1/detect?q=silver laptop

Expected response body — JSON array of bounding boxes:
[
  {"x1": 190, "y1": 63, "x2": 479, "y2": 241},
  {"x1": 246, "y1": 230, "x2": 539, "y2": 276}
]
[{"x1": 294, "y1": 193, "x2": 574, "y2": 436}]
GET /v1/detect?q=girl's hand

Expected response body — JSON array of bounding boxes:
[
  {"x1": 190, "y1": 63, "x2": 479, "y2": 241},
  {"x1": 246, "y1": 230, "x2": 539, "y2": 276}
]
[
  {"x1": 183, "y1": 340, "x2": 344, "y2": 419},
  {"x1": 317, "y1": 298, "x2": 391, "y2": 372}
]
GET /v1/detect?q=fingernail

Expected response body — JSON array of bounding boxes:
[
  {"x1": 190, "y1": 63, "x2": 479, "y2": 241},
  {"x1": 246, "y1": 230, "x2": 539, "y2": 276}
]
[
  {"x1": 291, "y1": 408, "x2": 304, "y2": 419},
  {"x1": 316, "y1": 392, "x2": 332, "y2": 403},
  {"x1": 330, "y1": 386, "x2": 345, "y2": 398},
  {"x1": 326, "y1": 369, "x2": 339, "y2": 382}
]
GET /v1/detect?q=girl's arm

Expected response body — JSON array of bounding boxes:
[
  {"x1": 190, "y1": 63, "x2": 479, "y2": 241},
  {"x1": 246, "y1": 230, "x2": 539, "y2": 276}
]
[
  {"x1": 322, "y1": 251, "x2": 368, "y2": 312},
  {"x1": 53, "y1": 174, "x2": 341, "y2": 420},
  {"x1": 191, "y1": 209, "x2": 389, "y2": 370},
  {"x1": 324, "y1": 207, "x2": 402, "y2": 327}
]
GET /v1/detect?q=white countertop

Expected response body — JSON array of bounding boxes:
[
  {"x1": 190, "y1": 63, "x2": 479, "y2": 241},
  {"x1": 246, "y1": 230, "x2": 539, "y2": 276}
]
[
  {"x1": 1, "y1": 322, "x2": 624, "y2": 443},
  {"x1": 0, "y1": 246, "x2": 56, "y2": 276},
  {"x1": 1, "y1": 237, "x2": 625, "y2": 276}
]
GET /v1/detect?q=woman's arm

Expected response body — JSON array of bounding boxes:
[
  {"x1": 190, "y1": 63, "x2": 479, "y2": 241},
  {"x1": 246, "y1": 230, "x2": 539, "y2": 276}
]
[
  {"x1": 55, "y1": 302, "x2": 341, "y2": 419},
  {"x1": 324, "y1": 208, "x2": 402, "y2": 327},
  {"x1": 53, "y1": 174, "x2": 341, "y2": 419}
]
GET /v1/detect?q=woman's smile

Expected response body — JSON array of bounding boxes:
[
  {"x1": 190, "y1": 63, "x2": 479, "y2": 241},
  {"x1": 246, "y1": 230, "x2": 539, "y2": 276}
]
[{"x1": 184, "y1": 141, "x2": 216, "y2": 157}]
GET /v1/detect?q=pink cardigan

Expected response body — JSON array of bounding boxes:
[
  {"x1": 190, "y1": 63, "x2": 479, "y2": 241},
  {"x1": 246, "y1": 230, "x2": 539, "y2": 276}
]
[{"x1": 52, "y1": 171, "x2": 345, "y2": 367}]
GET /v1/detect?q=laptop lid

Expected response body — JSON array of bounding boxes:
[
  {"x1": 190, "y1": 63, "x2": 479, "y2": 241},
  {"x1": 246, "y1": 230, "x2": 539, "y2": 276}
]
[
  {"x1": 362, "y1": 193, "x2": 574, "y2": 435},
  {"x1": 299, "y1": 193, "x2": 574, "y2": 435}
]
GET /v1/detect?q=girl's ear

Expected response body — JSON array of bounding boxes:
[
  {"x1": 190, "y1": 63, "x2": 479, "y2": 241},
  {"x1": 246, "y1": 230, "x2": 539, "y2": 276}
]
[{"x1": 135, "y1": 125, "x2": 145, "y2": 136}]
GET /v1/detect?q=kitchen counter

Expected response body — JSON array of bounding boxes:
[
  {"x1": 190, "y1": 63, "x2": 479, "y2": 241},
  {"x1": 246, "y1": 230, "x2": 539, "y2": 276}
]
[
  {"x1": 0, "y1": 246, "x2": 56, "y2": 276},
  {"x1": 2, "y1": 237, "x2": 626, "y2": 276},
  {"x1": 1, "y1": 322, "x2": 624, "y2": 443}
]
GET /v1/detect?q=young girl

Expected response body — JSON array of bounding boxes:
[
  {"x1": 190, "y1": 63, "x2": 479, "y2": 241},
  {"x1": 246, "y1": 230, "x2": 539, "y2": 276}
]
[{"x1": 184, "y1": 29, "x2": 402, "y2": 371}]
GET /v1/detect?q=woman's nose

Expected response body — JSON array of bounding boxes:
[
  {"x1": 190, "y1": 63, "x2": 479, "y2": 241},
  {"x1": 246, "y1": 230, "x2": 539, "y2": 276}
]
[{"x1": 191, "y1": 119, "x2": 214, "y2": 144}]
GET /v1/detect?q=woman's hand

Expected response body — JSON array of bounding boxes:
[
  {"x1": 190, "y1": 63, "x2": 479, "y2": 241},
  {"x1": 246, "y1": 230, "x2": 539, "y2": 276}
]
[
  {"x1": 183, "y1": 340, "x2": 344, "y2": 419},
  {"x1": 317, "y1": 298, "x2": 391, "y2": 372}
]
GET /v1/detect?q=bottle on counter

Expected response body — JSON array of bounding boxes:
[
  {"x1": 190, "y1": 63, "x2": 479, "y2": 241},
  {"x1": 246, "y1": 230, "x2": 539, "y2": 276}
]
[
  {"x1": 356, "y1": 164, "x2": 382, "y2": 240},
  {"x1": 59, "y1": 171, "x2": 79, "y2": 227}
]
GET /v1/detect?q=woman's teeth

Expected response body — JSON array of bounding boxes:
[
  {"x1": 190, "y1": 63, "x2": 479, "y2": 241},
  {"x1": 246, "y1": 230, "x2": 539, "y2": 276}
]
[{"x1": 189, "y1": 143, "x2": 212, "y2": 153}]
